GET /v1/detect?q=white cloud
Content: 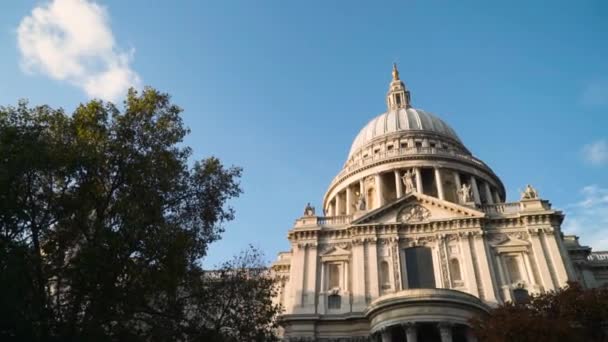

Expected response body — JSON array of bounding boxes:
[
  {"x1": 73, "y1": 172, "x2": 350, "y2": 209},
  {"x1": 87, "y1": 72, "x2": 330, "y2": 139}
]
[
  {"x1": 581, "y1": 80, "x2": 608, "y2": 107},
  {"x1": 582, "y1": 139, "x2": 608, "y2": 166},
  {"x1": 563, "y1": 185, "x2": 608, "y2": 251},
  {"x1": 17, "y1": 0, "x2": 141, "y2": 102}
]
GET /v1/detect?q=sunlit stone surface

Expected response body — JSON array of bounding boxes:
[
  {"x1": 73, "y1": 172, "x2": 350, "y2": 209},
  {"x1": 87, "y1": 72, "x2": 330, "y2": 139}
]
[{"x1": 271, "y1": 65, "x2": 606, "y2": 342}]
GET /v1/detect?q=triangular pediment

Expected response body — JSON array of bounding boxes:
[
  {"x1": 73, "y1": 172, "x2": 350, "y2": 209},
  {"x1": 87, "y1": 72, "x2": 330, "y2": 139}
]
[
  {"x1": 352, "y1": 192, "x2": 485, "y2": 225},
  {"x1": 320, "y1": 246, "x2": 351, "y2": 257},
  {"x1": 489, "y1": 234, "x2": 529, "y2": 247}
]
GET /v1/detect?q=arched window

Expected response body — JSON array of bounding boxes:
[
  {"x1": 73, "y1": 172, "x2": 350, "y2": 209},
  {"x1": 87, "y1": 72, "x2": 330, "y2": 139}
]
[
  {"x1": 380, "y1": 261, "x2": 391, "y2": 289},
  {"x1": 449, "y1": 258, "x2": 462, "y2": 286},
  {"x1": 328, "y1": 294, "x2": 341, "y2": 309}
]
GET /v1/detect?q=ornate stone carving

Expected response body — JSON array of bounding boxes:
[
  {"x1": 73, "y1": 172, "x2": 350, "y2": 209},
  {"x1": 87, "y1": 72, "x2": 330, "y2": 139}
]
[
  {"x1": 521, "y1": 184, "x2": 539, "y2": 200},
  {"x1": 401, "y1": 169, "x2": 417, "y2": 193},
  {"x1": 398, "y1": 205, "x2": 431, "y2": 222}
]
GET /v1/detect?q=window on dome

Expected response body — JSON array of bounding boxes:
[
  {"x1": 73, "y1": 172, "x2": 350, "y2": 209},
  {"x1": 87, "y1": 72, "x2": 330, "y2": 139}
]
[
  {"x1": 415, "y1": 141, "x2": 422, "y2": 148},
  {"x1": 395, "y1": 94, "x2": 402, "y2": 106},
  {"x1": 387, "y1": 145, "x2": 394, "y2": 151},
  {"x1": 401, "y1": 142, "x2": 408, "y2": 149}
]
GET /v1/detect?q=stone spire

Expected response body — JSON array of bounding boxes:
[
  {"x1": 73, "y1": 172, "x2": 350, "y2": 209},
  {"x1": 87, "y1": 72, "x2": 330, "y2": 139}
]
[{"x1": 386, "y1": 63, "x2": 411, "y2": 110}]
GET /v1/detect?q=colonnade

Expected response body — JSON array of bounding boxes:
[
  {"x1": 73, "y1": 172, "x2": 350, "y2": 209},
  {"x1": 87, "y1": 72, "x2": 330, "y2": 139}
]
[
  {"x1": 326, "y1": 167, "x2": 502, "y2": 216},
  {"x1": 375, "y1": 322, "x2": 477, "y2": 342}
]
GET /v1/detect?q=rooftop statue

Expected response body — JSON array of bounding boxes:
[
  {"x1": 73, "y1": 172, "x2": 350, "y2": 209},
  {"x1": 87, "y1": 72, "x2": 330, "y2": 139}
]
[
  {"x1": 303, "y1": 202, "x2": 315, "y2": 216},
  {"x1": 521, "y1": 184, "x2": 539, "y2": 200}
]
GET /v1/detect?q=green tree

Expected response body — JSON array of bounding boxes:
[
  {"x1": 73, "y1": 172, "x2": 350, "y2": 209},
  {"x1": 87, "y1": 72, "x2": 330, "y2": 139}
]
[
  {"x1": 0, "y1": 89, "x2": 280, "y2": 341},
  {"x1": 470, "y1": 282, "x2": 608, "y2": 342}
]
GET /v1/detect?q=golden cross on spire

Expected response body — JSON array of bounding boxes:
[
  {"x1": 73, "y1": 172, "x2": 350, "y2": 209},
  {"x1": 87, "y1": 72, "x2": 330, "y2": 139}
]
[{"x1": 392, "y1": 63, "x2": 400, "y2": 81}]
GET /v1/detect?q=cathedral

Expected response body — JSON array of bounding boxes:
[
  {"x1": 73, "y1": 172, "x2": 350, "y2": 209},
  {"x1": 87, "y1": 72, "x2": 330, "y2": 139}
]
[{"x1": 271, "y1": 65, "x2": 607, "y2": 342}]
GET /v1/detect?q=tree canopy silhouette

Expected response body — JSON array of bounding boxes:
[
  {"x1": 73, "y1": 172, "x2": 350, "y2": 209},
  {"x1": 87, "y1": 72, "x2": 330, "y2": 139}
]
[{"x1": 0, "y1": 88, "x2": 280, "y2": 341}]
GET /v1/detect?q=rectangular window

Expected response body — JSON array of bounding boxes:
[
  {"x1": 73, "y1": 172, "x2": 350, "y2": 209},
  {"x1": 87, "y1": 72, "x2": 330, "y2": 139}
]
[
  {"x1": 328, "y1": 263, "x2": 340, "y2": 289},
  {"x1": 405, "y1": 247, "x2": 436, "y2": 289}
]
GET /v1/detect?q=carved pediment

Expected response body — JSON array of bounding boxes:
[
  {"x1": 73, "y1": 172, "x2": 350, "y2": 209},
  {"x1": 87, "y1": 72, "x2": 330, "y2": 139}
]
[
  {"x1": 320, "y1": 245, "x2": 351, "y2": 262},
  {"x1": 397, "y1": 204, "x2": 431, "y2": 223},
  {"x1": 353, "y1": 192, "x2": 485, "y2": 225},
  {"x1": 489, "y1": 233, "x2": 530, "y2": 253}
]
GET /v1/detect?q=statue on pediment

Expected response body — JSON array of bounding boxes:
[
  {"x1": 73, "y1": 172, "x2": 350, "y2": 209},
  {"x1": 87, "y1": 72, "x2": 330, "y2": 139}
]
[
  {"x1": 303, "y1": 202, "x2": 315, "y2": 216},
  {"x1": 458, "y1": 183, "x2": 472, "y2": 203},
  {"x1": 521, "y1": 184, "x2": 539, "y2": 200},
  {"x1": 401, "y1": 169, "x2": 416, "y2": 193}
]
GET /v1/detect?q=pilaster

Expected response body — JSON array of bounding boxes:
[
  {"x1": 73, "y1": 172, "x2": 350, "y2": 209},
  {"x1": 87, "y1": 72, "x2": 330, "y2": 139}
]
[
  {"x1": 460, "y1": 233, "x2": 479, "y2": 297},
  {"x1": 543, "y1": 229, "x2": 569, "y2": 287},
  {"x1": 473, "y1": 233, "x2": 498, "y2": 303},
  {"x1": 528, "y1": 229, "x2": 556, "y2": 291}
]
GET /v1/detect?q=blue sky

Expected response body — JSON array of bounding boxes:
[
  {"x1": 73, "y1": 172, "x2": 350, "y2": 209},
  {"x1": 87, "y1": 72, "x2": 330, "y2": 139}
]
[{"x1": 1, "y1": 0, "x2": 608, "y2": 266}]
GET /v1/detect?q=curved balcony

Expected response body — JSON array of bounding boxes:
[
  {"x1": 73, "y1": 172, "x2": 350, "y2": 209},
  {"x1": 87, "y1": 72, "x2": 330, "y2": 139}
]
[{"x1": 365, "y1": 288, "x2": 489, "y2": 334}]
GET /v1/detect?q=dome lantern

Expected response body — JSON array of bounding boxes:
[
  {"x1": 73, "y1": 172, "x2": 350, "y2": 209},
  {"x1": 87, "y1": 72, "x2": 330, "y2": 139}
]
[{"x1": 386, "y1": 63, "x2": 411, "y2": 110}]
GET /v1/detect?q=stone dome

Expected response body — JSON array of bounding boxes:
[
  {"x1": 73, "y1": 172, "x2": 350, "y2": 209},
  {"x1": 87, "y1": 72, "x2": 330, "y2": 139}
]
[{"x1": 348, "y1": 108, "x2": 462, "y2": 159}]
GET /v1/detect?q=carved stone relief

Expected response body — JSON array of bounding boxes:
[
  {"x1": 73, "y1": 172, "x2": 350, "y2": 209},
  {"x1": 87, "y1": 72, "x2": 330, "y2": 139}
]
[{"x1": 397, "y1": 204, "x2": 431, "y2": 223}]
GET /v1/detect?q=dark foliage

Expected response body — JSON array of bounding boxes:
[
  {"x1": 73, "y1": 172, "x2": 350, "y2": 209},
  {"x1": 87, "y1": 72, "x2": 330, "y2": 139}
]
[
  {"x1": 0, "y1": 89, "x2": 281, "y2": 341},
  {"x1": 470, "y1": 282, "x2": 608, "y2": 342}
]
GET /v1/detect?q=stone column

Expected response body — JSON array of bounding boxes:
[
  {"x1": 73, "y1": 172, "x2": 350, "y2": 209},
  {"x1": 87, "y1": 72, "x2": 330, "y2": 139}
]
[
  {"x1": 484, "y1": 182, "x2": 494, "y2": 204},
  {"x1": 380, "y1": 328, "x2": 391, "y2": 342},
  {"x1": 375, "y1": 173, "x2": 383, "y2": 208},
  {"x1": 415, "y1": 167, "x2": 423, "y2": 194},
  {"x1": 346, "y1": 186, "x2": 353, "y2": 215},
  {"x1": 328, "y1": 201, "x2": 335, "y2": 216},
  {"x1": 403, "y1": 323, "x2": 417, "y2": 342},
  {"x1": 435, "y1": 167, "x2": 445, "y2": 200},
  {"x1": 439, "y1": 323, "x2": 453, "y2": 342},
  {"x1": 470, "y1": 176, "x2": 481, "y2": 204},
  {"x1": 493, "y1": 190, "x2": 501, "y2": 204},
  {"x1": 336, "y1": 193, "x2": 343, "y2": 216},
  {"x1": 529, "y1": 230, "x2": 556, "y2": 291},
  {"x1": 395, "y1": 169, "x2": 403, "y2": 199}
]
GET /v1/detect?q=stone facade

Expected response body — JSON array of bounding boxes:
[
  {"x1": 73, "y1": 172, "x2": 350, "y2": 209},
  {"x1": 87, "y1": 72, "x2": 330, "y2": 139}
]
[{"x1": 271, "y1": 65, "x2": 605, "y2": 342}]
